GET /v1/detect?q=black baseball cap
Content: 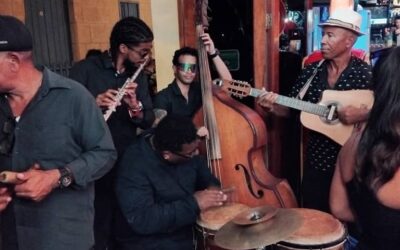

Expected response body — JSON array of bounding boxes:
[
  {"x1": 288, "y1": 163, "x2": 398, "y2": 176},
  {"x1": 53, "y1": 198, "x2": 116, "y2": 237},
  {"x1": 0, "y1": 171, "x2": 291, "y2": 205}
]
[{"x1": 0, "y1": 15, "x2": 33, "y2": 52}]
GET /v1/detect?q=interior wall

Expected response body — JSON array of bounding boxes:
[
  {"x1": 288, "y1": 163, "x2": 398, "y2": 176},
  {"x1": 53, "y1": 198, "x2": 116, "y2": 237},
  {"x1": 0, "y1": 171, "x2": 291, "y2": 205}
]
[
  {"x1": 0, "y1": 0, "x2": 24, "y2": 21},
  {"x1": 150, "y1": 0, "x2": 180, "y2": 91},
  {"x1": 68, "y1": 0, "x2": 154, "y2": 61}
]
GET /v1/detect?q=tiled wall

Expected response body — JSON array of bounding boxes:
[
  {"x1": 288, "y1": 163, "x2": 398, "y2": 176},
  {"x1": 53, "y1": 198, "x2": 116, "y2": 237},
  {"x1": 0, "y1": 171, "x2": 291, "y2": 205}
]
[
  {"x1": 0, "y1": 0, "x2": 25, "y2": 22},
  {"x1": 69, "y1": 0, "x2": 153, "y2": 60}
]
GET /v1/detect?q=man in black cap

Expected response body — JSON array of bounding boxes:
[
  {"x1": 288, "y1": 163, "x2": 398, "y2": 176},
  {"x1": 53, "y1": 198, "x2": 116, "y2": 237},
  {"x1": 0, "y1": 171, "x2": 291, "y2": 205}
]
[
  {"x1": 257, "y1": 9, "x2": 373, "y2": 213},
  {"x1": 0, "y1": 15, "x2": 116, "y2": 250}
]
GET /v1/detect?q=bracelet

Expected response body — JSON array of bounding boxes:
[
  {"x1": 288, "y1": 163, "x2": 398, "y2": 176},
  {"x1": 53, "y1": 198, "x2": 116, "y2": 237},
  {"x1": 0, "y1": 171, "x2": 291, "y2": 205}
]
[
  {"x1": 209, "y1": 49, "x2": 220, "y2": 59},
  {"x1": 128, "y1": 101, "x2": 143, "y2": 117},
  {"x1": 129, "y1": 101, "x2": 143, "y2": 112}
]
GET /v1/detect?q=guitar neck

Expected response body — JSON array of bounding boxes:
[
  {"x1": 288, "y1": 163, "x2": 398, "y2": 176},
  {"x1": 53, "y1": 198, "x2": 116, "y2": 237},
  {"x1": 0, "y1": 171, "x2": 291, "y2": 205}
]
[{"x1": 249, "y1": 88, "x2": 327, "y2": 116}]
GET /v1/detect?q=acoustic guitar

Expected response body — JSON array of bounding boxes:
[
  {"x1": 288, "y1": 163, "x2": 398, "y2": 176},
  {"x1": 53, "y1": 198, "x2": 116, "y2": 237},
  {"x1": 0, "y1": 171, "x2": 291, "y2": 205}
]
[{"x1": 214, "y1": 79, "x2": 374, "y2": 145}]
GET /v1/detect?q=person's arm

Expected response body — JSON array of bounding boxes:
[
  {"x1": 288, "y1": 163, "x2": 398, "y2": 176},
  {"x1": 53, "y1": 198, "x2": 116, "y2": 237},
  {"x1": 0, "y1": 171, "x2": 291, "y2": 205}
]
[
  {"x1": 201, "y1": 33, "x2": 232, "y2": 81},
  {"x1": 376, "y1": 168, "x2": 400, "y2": 209},
  {"x1": 329, "y1": 156, "x2": 355, "y2": 222},
  {"x1": 256, "y1": 90, "x2": 291, "y2": 118},
  {"x1": 210, "y1": 54, "x2": 232, "y2": 81},
  {"x1": 338, "y1": 105, "x2": 370, "y2": 125},
  {"x1": 194, "y1": 156, "x2": 220, "y2": 190},
  {"x1": 257, "y1": 61, "x2": 319, "y2": 118},
  {"x1": 127, "y1": 73, "x2": 155, "y2": 129},
  {"x1": 13, "y1": 86, "x2": 116, "y2": 200},
  {"x1": 65, "y1": 88, "x2": 117, "y2": 188},
  {"x1": 330, "y1": 128, "x2": 362, "y2": 222},
  {"x1": 153, "y1": 89, "x2": 170, "y2": 115},
  {"x1": 69, "y1": 60, "x2": 114, "y2": 112}
]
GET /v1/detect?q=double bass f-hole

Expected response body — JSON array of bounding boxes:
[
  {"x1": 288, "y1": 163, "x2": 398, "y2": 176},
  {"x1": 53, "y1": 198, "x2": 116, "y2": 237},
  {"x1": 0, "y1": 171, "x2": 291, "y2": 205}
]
[{"x1": 235, "y1": 164, "x2": 264, "y2": 199}]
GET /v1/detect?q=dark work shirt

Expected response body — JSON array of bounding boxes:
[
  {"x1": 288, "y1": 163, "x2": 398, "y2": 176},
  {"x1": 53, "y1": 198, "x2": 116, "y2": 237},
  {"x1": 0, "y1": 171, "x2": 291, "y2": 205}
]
[
  {"x1": 115, "y1": 135, "x2": 220, "y2": 250},
  {"x1": 69, "y1": 52, "x2": 155, "y2": 155},
  {"x1": 289, "y1": 57, "x2": 372, "y2": 172},
  {"x1": 153, "y1": 80, "x2": 202, "y2": 117},
  {"x1": 0, "y1": 68, "x2": 116, "y2": 250}
]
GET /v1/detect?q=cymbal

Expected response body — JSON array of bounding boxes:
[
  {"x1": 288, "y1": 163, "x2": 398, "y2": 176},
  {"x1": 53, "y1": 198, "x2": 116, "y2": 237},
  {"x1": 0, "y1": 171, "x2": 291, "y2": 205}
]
[
  {"x1": 232, "y1": 205, "x2": 278, "y2": 225},
  {"x1": 215, "y1": 207, "x2": 302, "y2": 250},
  {"x1": 198, "y1": 203, "x2": 250, "y2": 231}
]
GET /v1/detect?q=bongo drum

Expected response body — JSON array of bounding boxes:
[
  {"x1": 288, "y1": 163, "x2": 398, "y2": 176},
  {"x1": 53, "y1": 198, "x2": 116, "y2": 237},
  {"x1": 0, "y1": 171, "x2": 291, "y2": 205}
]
[
  {"x1": 195, "y1": 203, "x2": 249, "y2": 250},
  {"x1": 276, "y1": 208, "x2": 347, "y2": 250}
]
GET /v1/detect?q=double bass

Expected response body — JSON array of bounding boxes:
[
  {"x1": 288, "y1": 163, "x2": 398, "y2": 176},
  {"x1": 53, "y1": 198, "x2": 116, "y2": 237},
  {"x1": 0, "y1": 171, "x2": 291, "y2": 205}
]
[{"x1": 193, "y1": 0, "x2": 297, "y2": 208}]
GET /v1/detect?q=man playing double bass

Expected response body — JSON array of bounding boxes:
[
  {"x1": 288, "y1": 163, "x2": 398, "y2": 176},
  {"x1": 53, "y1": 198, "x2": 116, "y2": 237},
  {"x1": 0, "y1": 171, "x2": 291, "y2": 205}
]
[
  {"x1": 153, "y1": 33, "x2": 231, "y2": 118},
  {"x1": 257, "y1": 9, "x2": 372, "y2": 213}
]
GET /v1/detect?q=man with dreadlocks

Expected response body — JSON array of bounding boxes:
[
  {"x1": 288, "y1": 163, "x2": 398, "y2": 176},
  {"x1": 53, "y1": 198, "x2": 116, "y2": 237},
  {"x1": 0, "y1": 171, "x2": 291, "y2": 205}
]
[{"x1": 69, "y1": 17, "x2": 155, "y2": 250}]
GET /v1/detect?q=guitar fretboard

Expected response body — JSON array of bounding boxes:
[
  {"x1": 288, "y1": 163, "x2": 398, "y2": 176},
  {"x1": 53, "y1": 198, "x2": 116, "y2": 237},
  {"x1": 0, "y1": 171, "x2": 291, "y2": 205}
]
[{"x1": 249, "y1": 88, "x2": 328, "y2": 116}]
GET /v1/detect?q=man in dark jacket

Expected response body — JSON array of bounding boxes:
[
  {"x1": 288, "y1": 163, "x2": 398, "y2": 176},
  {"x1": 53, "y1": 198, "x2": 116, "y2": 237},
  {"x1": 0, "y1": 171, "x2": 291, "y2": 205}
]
[
  {"x1": 115, "y1": 115, "x2": 227, "y2": 250},
  {"x1": 69, "y1": 17, "x2": 155, "y2": 250}
]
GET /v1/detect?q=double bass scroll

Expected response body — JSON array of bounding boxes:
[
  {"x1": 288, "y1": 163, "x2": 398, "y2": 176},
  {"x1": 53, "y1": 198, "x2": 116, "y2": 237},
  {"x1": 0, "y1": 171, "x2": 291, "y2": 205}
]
[{"x1": 193, "y1": 0, "x2": 297, "y2": 208}]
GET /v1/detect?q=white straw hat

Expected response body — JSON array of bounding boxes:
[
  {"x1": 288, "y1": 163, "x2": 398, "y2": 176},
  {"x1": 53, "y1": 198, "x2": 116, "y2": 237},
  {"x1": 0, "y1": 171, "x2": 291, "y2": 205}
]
[{"x1": 319, "y1": 9, "x2": 364, "y2": 36}]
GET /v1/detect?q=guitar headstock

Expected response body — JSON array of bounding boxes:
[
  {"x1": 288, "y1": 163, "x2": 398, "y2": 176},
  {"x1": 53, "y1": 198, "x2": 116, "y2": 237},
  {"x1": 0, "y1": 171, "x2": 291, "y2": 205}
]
[{"x1": 213, "y1": 79, "x2": 252, "y2": 98}]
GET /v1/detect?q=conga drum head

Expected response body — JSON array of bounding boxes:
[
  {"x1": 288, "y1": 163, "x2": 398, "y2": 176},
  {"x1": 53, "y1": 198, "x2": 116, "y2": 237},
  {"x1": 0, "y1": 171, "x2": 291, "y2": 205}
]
[
  {"x1": 197, "y1": 203, "x2": 249, "y2": 231},
  {"x1": 195, "y1": 203, "x2": 250, "y2": 250},
  {"x1": 278, "y1": 208, "x2": 347, "y2": 250}
]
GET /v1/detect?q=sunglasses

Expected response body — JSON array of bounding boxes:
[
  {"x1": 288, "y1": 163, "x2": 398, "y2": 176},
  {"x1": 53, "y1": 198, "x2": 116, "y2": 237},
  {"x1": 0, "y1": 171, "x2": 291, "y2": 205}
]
[
  {"x1": 170, "y1": 151, "x2": 194, "y2": 159},
  {"x1": 177, "y1": 63, "x2": 197, "y2": 73},
  {"x1": 0, "y1": 120, "x2": 15, "y2": 155},
  {"x1": 125, "y1": 44, "x2": 151, "y2": 58}
]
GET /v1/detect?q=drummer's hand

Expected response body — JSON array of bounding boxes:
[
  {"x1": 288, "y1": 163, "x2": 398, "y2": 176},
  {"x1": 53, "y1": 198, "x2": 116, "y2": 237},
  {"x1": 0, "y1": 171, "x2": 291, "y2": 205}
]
[
  {"x1": 197, "y1": 126, "x2": 209, "y2": 139},
  {"x1": 194, "y1": 189, "x2": 227, "y2": 211}
]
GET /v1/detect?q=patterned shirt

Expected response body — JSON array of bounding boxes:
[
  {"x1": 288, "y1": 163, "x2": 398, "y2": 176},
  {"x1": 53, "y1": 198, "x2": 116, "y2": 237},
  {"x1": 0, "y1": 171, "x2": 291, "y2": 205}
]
[{"x1": 289, "y1": 57, "x2": 372, "y2": 171}]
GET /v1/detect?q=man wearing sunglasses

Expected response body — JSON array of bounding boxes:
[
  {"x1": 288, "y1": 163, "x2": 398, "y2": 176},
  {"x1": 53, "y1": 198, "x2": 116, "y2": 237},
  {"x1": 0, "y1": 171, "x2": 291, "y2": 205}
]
[
  {"x1": 69, "y1": 17, "x2": 155, "y2": 250},
  {"x1": 0, "y1": 16, "x2": 116, "y2": 250},
  {"x1": 154, "y1": 33, "x2": 232, "y2": 118},
  {"x1": 115, "y1": 114, "x2": 227, "y2": 250}
]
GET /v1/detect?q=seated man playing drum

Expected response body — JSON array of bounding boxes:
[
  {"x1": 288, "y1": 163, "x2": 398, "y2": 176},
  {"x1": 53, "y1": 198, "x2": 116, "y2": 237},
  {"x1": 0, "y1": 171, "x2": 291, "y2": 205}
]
[{"x1": 114, "y1": 114, "x2": 227, "y2": 250}]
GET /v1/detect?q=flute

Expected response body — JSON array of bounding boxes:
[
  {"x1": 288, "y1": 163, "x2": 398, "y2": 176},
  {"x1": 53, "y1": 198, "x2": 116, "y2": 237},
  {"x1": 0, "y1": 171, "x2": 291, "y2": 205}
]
[{"x1": 103, "y1": 56, "x2": 149, "y2": 121}]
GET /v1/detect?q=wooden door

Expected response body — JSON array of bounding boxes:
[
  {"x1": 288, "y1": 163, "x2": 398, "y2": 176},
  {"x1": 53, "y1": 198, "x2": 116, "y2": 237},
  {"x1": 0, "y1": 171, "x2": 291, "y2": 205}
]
[{"x1": 24, "y1": 0, "x2": 72, "y2": 76}]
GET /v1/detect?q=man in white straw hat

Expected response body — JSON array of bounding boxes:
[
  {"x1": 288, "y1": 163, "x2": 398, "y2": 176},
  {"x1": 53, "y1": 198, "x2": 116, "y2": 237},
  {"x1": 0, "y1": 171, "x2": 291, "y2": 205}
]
[{"x1": 257, "y1": 8, "x2": 373, "y2": 213}]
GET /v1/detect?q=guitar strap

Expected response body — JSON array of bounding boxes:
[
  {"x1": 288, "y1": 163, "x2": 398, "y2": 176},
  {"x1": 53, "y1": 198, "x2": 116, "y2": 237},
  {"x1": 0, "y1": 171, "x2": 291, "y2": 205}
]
[
  {"x1": 296, "y1": 59, "x2": 325, "y2": 100},
  {"x1": 297, "y1": 59, "x2": 324, "y2": 207}
]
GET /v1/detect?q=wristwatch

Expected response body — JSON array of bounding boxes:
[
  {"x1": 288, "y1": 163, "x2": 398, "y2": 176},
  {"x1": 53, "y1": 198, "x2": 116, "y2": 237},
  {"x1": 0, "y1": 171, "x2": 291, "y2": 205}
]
[
  {"x1": 58, "y1": 167, "x2": 73, "y2": 188},
  {"x1": 209, "y1": 49, "x2": 220, "y2": 59}
]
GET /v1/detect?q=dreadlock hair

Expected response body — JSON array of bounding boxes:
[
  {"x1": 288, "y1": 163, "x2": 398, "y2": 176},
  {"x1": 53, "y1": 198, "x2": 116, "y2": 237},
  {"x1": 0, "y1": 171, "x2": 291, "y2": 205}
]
[
  {"x1": 109, "y1": 17, "x2": 153, "y2": 62},
  {"x1": 172, "y1": 47, "x2": 198, "y2": 66},
  {"x1": 153, "y1": 114, "x2": 197, "y2": 152}
]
